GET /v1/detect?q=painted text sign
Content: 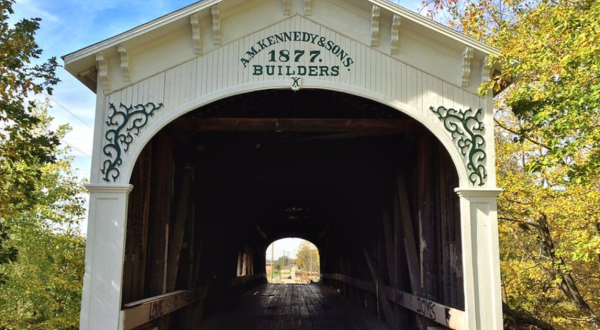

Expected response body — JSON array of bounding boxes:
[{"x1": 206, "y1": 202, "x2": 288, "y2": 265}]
[
  {"x1": 380, "y1": 286, "x2": 466, "y2": 330},
  {"x1": 240, "y1": 31, "x2": 355, "y2": 77}
]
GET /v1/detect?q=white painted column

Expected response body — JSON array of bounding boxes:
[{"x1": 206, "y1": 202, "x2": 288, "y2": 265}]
[
  {"x1": 80, "y1": 184, "x2": 133, "y2": 330},
  {"x1": 456, "y1": 188, "x2": 503, "y2": 330}
]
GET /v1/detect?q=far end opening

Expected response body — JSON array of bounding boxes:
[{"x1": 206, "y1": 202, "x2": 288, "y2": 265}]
[{"x1": 266, "y1": 238, "x2": 320, "y2": 284}]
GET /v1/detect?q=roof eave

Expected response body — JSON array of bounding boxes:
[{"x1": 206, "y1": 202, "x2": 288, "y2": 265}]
[
  {"x1": 369, "y1": 0, "x2": 501, "y2": 56},
  {"x1": 62, "y1": 0, "x2": 221, "y2": 65}
]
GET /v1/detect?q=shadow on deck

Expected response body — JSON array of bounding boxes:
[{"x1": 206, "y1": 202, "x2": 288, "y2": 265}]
[{"x1": 198, "y1": 284, "x2": 393, "y2": 330}]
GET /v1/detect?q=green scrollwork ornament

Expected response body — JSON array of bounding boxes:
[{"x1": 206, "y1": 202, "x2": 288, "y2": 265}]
[
  {"x1": 101, "y1": 102, "x2": 163, "y2": 182},
  {"x1": 430, "y1": 106, "x2": 487, "y2": 186}
]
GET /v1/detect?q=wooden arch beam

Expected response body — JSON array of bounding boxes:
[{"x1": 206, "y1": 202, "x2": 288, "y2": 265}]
[{"x1": 170, "y1": 118, "x2": 415, "y2": 133}]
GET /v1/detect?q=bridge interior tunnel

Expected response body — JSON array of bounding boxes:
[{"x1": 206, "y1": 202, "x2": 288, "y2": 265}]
[{"x1": 122, "y1": 90, "x2": 464, "y2": 329}]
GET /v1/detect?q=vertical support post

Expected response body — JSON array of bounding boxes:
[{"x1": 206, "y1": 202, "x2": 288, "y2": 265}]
[
  {"x1": 455, "y1": 188, "x2": 503, "y2": 330},
  {"x1": 80, "y1": 184, "x2": 133, "y2": 330}
]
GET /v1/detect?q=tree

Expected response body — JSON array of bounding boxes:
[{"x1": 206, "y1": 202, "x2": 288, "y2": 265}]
[
  {"x1": 0, "y1": 2, "x2": 84, "y2": 328},
  {"x1": 296, "y1": 241, "x2": 319, "y2": 273},
  {"x1": 273, "y1": 255, "x2": 295, "y2": 270},
  {"x1": 424, "y1": 0, "x2": 600, "y2": 178},
  {"x1": 0, "y1": 220, "x2": 86, "y2": 330},
  {"x1": 0, "y1": 107, "x2": 87, "y2": 330},
  {"x1": 0, "y1": 0, "x2": 61, "y2": 220},
  {"x1": 496, "y1": 113, "x2": 600, "y2": 329},
  {"x1": 422, "y1": 0, "x2": 600, "y2": 328},
  {"x1": 491, "y1": 0, "x2": 600, "y2": 179}
]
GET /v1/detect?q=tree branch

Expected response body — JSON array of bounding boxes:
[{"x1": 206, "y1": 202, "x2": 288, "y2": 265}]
[
  {"x1": 503, "y1": 302, "x2": 557, "y2": 330},
  {"x1": 535, "y1": 214, "x2": 600, "y2": 328},
  {"x1": 499, "y1": 216, "x2": 542, "y2": 230},
  {"x1": 494, "y1": 117, "x2": 551, "y2": 150}
]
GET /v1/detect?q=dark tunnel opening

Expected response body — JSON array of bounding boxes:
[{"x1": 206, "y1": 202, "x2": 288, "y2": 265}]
[{"x1": 122, "y1": 89, "x2": 463, "y2": 329}]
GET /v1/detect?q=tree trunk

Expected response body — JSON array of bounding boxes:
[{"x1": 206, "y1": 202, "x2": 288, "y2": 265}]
[
  {"x1": 502, "y1": 302, "x2": 557, "y2": 330},
  {"x1": 536, "y1": 214, "x2": 600, "y2": 329}
]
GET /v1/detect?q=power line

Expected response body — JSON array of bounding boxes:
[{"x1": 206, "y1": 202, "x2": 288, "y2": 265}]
[
  {"x1": 45, "y1": 94, "x2": 94, "y2": 130},
  {"x1": 60, "y1": 139, "x2": 92, "y2": 158}
]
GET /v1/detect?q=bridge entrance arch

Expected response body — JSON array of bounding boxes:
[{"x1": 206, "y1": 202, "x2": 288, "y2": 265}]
[{"x1": 64, "y1": 1, "x2": 504, "y2": 329}]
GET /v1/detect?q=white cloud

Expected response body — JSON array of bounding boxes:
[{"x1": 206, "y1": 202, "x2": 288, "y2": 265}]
[{"x1": 12, "y1": 0, "x2": 62, "y2": 23}]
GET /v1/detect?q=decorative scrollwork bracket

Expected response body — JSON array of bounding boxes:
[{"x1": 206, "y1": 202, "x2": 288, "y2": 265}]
[
  {"x1": 430, "y1": 106, "x2": 487, "y2": 186},
  {"x1": 101, "y1": 102, "x2": 163, "y2": 182}
]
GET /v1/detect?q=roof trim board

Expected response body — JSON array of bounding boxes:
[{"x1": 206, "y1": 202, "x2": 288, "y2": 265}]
[
  {"x1": 62, "y1": 0, "x2": 222, "y2": 63},
  {"x1": 63, "y1": 0, "x2": 500, "y2": 66},
  {"x1": 368, "y1": 0, "x2": 499, "y2": 55}
]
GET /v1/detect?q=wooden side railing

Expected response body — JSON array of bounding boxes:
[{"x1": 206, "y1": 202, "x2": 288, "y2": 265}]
[
  {"x1": 119, "y1": 287, "x2": 207, "y2": 330},
  {"x1": 323, "y1": 273, "x2": 466, "y2": 330},
  {"x1": 119, "y1": 273, "x2": 265, "y2": 330}
]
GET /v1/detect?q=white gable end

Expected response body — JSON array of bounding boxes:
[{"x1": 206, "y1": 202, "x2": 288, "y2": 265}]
[{"x1": 64, "y1": 0, "x2": 497, "y2": 95}]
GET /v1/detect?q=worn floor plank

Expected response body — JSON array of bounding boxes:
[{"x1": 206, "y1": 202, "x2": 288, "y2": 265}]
[{"x1": 197, "y1": 284, "x2": 393, "y2": 330}]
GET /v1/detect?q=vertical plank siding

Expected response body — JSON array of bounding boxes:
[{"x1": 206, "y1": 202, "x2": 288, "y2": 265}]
[
  {"x1": 145, "y1": 135, "x2": 175, "y2": 298},
  {"x1": 122, "y1": 144, "x2": 153, "y2": 304}
]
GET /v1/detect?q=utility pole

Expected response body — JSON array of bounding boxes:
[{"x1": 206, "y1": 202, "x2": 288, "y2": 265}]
[{"x1": 271, "y1": 242, "x2": 274, "y2": 283}]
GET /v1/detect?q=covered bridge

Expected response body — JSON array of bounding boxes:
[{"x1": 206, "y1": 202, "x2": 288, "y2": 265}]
[{"x1": 63, "y1": 0, "x2": 504, "y2": 329}]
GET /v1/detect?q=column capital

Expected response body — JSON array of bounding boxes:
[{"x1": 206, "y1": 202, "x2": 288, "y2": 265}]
[
  {"x1": 454, "y1": 187, "x2": 502, "y2": 198},
  {"x1": 85, "y1": 183, "x2": 133, "y2": 194}
]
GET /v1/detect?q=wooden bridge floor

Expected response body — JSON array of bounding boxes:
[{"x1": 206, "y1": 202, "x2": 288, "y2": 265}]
[{"x1": 197, "y1": 284, "x2": 393, "y2": 330}]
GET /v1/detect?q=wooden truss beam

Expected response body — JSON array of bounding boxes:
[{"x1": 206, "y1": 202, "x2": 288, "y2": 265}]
[{"x1": 170, "y1": 118, "x2": 415, "y2": 133}]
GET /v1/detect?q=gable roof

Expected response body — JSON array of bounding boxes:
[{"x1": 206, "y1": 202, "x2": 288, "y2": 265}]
[
  {"x1": 63, "y1": 0, "x2": 501, "y2": 92},
  {"x1": 63, "y1": 0, "x2": 222, "y2": 64}
]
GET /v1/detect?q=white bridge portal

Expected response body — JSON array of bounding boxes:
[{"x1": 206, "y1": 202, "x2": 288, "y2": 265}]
[{"x1": 64, "y1": 0, "x2": 503, "y2": 329}]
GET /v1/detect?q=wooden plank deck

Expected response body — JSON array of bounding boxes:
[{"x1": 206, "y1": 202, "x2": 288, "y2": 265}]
[{"x1": 197, "y1": 284, "x2": 394, "y2": 330}]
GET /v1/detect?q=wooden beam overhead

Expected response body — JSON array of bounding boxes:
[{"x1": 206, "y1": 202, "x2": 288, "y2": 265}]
[{"x1": 170, "y1": 118, "x2": 415, "y2": 133}]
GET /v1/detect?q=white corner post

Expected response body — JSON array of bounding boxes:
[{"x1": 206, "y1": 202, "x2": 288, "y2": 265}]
[
  {"x1": 456, "y1": 188, "x2": 503, "y2": 330},
  {"x1": 80, "y1": 184, "x2": 133, "y2": 330}
]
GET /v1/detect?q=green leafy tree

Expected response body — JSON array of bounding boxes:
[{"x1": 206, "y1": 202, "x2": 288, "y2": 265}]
[
  {"x1": 0, "y1": 0, "x2": 61, "y2": 220},
  {"x1": 274, "y1": 255, "x2": 295, "y2": 270},
  {"x1": 0, "y1": 222, "x2": 86, "y2": 330},
  {"x1": 295, "y1": 241, "x2": 319, "y2": 273},
  {"x1": 0, "y1": 2, "x2": 85, "y2": 328},
  {"x1": 496, "y1": 113, "x2": 600, "y2": 329},
  {"x1": 0, "y1": 108, "x2": 87, "y2": 330},
  {"x1": 424, "y1": 0, "x2": 600, "y2": 178},
  {"x1": 422, "y1": 0, "x2": 600, "y2": 328}
]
